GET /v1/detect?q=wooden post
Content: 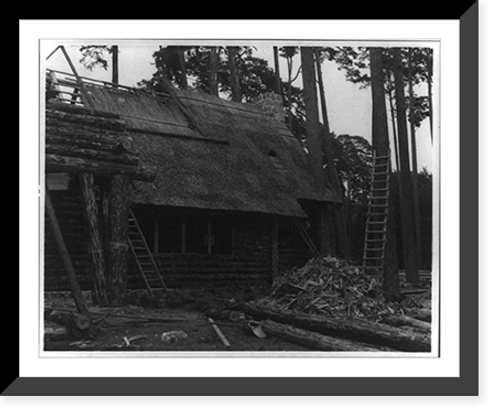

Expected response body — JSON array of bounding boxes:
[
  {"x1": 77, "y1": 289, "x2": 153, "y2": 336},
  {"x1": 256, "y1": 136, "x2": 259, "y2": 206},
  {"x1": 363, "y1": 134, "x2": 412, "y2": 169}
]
[
  {"x1": 111, "y1": 45, "x2": 119, "y2": 85},
  {"x1": 59, "y1": 46, "x2": 94, "y2": 109},
  {"x1": 102, "y1": 175, "x2": 131, "y2": 304},
  {"x1": 45, "y1": 188, "x2": 89, "y2": 316},
  {"x1": 79, "y1": 173, "x2": 107, "y2": 305},
  {"x1": 273, "y1": 46, "x2": 282, "y2": 96},
  {"x1": 153, "y1": 215, "x2": 159, "y2": 254}
]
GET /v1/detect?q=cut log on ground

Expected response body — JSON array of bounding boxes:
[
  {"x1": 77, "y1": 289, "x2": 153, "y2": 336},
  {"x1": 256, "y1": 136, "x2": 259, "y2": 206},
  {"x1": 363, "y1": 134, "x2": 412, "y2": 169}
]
[
  {"x1": 44, "y1": 321, "x2": 70, "y2": 341},
  {"x1": 381, "y1": 314, "x2": 431, "y2": 332},
  {"x1": 238, "y1": 302, "x2": 431, "y2": 352},
  {"x1": 48, "y1": 309, "x2": 92, "y2": 330},
  {"x1": 406, "y1": 308, "x2": 432, "y2": 323},
  {"x1": 261, "y1": 320, "x2": 398, "y2": 352}
]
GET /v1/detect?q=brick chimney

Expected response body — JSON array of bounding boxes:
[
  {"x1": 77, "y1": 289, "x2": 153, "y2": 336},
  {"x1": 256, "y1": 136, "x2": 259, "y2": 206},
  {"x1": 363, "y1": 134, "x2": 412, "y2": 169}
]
[{"x1": 253, "y1": 92, "x2": 286, "y2": 124}]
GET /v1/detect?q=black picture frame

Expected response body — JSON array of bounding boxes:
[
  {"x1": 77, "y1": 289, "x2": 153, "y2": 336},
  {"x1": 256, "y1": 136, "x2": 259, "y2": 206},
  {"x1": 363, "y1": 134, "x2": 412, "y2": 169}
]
[{"x1": 9, "y1": 8, "x2": 479, "y2": 396}]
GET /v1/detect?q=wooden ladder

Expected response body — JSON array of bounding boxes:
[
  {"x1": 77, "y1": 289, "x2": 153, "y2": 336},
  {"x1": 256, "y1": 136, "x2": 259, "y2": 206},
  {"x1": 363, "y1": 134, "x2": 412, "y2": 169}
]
[
  {"x1": 128, "y1": 209, "x2": 168, "y2": 296},
  {"x1": 296, "y1": 220, "x2": 320, "y2": 257},
  {"x1": 362, "y1": 152, "x2": 391, "y2": 278}
]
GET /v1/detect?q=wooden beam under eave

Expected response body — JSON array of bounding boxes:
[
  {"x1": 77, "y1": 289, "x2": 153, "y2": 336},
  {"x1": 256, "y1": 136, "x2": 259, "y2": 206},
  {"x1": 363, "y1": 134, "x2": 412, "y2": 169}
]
[{"x1": 45, "y1": 154, "x2": 157, "y2": 182}]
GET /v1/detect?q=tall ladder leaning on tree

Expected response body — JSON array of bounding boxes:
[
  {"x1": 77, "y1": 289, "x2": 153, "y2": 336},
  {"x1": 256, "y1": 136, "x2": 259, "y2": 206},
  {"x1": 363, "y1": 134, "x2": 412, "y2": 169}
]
[{"x1": 362, "y1": 152, "x2": 391, "y2": 279}]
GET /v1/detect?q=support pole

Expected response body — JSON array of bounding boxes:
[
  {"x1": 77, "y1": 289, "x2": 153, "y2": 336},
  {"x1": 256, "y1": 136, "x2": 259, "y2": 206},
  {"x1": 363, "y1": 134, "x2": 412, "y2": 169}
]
[
  {"x1": 102, "y1": 175, "x2": 131, "y2": 304},
  {"x1": 79, "y1": 173, "x2": 107, "y2": 305},
  {"x1": 45, "y1": 188, "x2": 89, "y2": 316}
]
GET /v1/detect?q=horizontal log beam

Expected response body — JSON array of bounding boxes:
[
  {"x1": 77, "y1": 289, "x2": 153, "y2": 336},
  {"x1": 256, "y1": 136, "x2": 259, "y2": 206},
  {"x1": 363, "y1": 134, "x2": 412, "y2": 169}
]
[
  {"x1": 46, "y1": 154, "x2": 157, "y2": 182},
  {"x1": 381, "y1": 314, "x2": 431, "y2": 332},
  {"x1": 46, "y1": 109, "x2": 126, "y2": 131},
  {"x1": 46, "y1": 144, "x2": 139, "y2": 166},
  {"x1": 46, "y1": 125, "x2": 128, "y2": 145},
  {"x1": 261, "y1": 319, "x2": 397, "y2": 352},
  {"x1": 46, "y1": 102, "x2": 121, "y2": 119},
  {"x1": 238, "y1": 302, "x2": 431, "y2": 352}
]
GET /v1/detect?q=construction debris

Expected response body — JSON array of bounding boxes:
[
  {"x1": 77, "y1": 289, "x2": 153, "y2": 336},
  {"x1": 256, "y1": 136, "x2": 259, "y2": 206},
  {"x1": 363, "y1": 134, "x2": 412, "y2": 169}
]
[
  {"x1": 268, "y1": 256, "x2": 394, "y2": 320},
  {"x1": 237, "y1": 301, "x2": 431, "y2": 352},
  {"x1": 208, "y1": 318, "x2": 231, "y2": 347},
  {"x1": 160, "y1": 331, "x2": 188, "y2": 344},
  {"x1": 260, "y1": 319, "x2": 397, "y2": 352},
  {"x1": 228, "y1": 256, "x2": 434, "y2": 352}
]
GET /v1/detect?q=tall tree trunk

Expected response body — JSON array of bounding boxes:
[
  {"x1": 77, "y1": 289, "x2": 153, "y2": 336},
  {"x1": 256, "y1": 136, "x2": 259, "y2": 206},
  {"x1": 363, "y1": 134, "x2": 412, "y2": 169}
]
[
  {"x1": 111, "y1": 45, "x2": 118, "y2": 84},
  {"x1": 177, "y1": 46, "x2": 188, "y2": 90},
  {"x1": 79, "y1": 173, "x2": 107, "y2": 305},
  {"x1": 102, "y1": 175, "x2": 131, "y2": 304},
  {"x1": 345, "y1": 166, "x2": 352, "y2": 257},
  {"x1": 285, "y1": 54, "x2": 295, "y2": 131},
  {"x1": 425, "y1": 48, "x2": 434, "y2": 143},
  {"x1": 209, "y1": 47, "x2": 219, "y2": 97},
  {"x1": 314, "y1": 48, "x2": 330, "y2": 133},
  {"x1": 369, "y1": 47, "x2": 400, "y2": 301},
  {"x1": 273, "y1": 46, "x2": 282, "y2": 96},
  {"x1": 407, "y1": 48, "x2": 422, "y2": 268},
  {"x1": 227, "y1": 46, "x2": 242, "y2": 102},
  {"x1": 387, "y1": 75, "x2": 400, "y2": 172},
  {"x1": 300, "y1": 47, "x2": 323, "y2": 182},
  {"x1": 392, "y1": 47, "x2": 420, "y2": 284},
  {"x1": 301, "y1": 46, "x2": 332, "y2": 256},
  {"x1": 314, "y1": 49, "x2": 349, "y2": 258}
]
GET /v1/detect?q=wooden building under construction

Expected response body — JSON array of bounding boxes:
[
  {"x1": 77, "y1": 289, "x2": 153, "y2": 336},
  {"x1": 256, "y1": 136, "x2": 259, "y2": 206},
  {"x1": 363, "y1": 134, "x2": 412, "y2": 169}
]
[{"x1": 44, "y1": 68, "x2": 343, "y2": 298}]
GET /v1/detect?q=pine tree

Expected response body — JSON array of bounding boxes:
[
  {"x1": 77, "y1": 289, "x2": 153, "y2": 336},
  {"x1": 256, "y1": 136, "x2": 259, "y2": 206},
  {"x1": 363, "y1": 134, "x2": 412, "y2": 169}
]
[
  {"x1": 392, "y1": 47, "x2": 420, "y2": 283},
  {"x1": 369, "y1": 47, "x2": 400, "y2": 300}
]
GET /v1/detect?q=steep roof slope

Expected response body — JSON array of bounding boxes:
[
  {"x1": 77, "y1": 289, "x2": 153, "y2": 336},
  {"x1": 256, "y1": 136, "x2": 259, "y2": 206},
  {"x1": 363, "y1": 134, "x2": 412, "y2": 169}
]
[{"x1": 83, "y1": 83, "x2": 341, "y2": 218}]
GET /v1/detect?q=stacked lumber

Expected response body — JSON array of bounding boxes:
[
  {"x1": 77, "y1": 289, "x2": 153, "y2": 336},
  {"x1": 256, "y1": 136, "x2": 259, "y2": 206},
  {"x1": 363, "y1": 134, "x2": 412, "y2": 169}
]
[{"x1": 45, "y1": 102, "x2": 156, "y2": 182}]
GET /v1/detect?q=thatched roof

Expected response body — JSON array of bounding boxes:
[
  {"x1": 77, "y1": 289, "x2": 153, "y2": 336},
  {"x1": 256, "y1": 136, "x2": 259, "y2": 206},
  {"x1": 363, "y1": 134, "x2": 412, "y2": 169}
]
[{"x1": 80, "y1": 83, "x2": 342, "y2": 218}]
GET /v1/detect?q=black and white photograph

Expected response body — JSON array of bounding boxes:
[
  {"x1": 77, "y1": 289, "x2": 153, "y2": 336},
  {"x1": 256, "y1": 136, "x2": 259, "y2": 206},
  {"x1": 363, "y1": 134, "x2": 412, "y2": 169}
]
[{"x1": 40, "y1": 39, "x2": 438, "y2": 356}]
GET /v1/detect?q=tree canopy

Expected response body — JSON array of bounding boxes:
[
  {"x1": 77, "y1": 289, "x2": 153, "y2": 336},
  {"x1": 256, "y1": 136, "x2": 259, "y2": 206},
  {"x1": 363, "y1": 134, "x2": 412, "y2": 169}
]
[{"x1": 322, "y1": 46, "x2": 433, "y2": 129}]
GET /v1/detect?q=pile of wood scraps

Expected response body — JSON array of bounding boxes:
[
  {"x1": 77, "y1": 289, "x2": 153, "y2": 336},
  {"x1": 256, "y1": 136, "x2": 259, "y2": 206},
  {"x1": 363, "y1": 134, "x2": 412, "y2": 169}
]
[
  {"x1": 268, "y1": 256, "x2": 393, "y2": 319},
  {"x1": 216, "y1": 256, "x2": 434, "y2": 352}
]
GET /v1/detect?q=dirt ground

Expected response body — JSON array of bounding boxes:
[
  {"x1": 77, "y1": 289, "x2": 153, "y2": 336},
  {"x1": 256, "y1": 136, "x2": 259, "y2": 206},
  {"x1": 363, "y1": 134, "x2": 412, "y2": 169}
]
[{"x1": 43, "y1": 288, "x2": 311, "y2": 353}]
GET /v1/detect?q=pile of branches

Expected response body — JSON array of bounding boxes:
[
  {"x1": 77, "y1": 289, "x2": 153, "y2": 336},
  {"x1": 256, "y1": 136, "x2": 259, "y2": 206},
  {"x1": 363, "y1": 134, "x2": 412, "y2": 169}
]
[{"x1": 263, "y1": 256, "x2": 401, "y2": 320}]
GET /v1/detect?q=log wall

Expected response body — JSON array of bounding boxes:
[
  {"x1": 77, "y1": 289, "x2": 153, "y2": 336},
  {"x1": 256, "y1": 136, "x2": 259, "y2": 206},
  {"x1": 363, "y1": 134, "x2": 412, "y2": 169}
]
[{"x1": 44, "y1": 192, "x2": 310, "y2": 291}]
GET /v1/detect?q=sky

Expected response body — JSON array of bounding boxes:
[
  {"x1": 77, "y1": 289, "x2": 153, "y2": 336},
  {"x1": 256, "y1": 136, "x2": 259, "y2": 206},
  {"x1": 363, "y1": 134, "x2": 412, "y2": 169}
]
[{"x1": 42, "y1": 40, "x2": 435, "y2": 173}]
